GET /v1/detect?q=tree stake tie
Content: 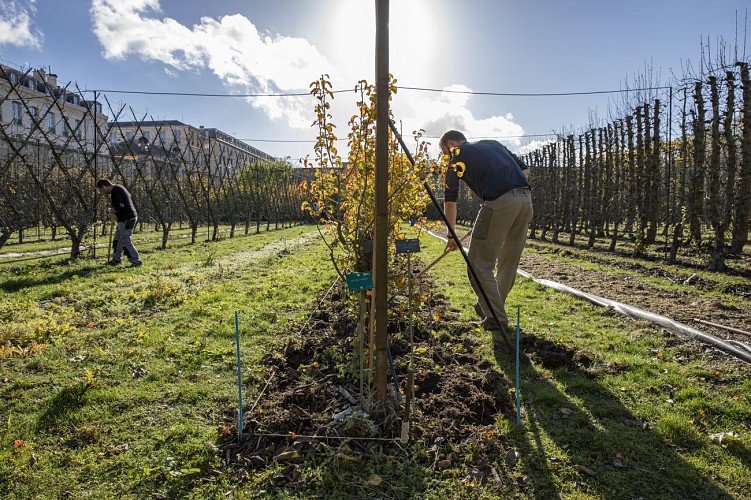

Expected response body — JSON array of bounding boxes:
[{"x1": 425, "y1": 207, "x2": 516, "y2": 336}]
[
  {"x1": 235, "y1": 311, "x2": 244, "y2": 442},
  {"x1": 515, "y1": 305, "x2": 522, "y2": 427}
]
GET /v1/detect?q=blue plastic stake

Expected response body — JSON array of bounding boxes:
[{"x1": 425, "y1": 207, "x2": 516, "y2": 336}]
[
  {"x1": 515, "y1": 306, "x2": 521, "y2": 427},
  {"x1": 235, "y1": 311, "x2": 244, "y2": 441}
]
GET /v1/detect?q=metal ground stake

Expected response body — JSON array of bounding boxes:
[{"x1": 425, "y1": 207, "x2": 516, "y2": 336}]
[
  {"x1": 235, "y1": 311, "x2": 244, "y2": 441},
  {"x1": 515, "y1": 306, "x2": 521, "y2": 427}
]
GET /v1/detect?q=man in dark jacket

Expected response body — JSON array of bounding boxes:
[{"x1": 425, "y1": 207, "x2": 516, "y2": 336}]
[
  {"x1": 97, "y1": 179, "x2": 142, "y2": 267},
  {"x1": 439, "y1": 130, "x2": 532, "y2": 336}
]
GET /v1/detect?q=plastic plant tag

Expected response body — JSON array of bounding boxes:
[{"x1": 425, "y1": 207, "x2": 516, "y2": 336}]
[
  {"x1": 345, "y1": 272, "x2": 373, "y2": 292},
  {"x1": 395, "y1": 238, "x2": 420, "y2": 254}
]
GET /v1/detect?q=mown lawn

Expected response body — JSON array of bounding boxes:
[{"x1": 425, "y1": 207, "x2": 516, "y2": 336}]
[{"x1": 1, "y1": 224, "x2": 750, "y2": 499}]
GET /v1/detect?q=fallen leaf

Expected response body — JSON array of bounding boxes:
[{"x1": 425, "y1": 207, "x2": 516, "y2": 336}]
[
  {"x1": 574, "y1": 464, "x2": 595, "y2": 476},
  {"x1": 13, "y1": 439, "x2": 24, "y2": 447},
  {"x1": 505, "y1": 448, "x2": 518, "y2": 466},
  {"x1": 367, "y1": 474, "x2": 383, "y2": 486},
  {"x1": 709, "y1": 432, "x2": 739, "y2": 446},
  {"x1": 274, "y1": 450, "x2": 300, "y2": 461}
]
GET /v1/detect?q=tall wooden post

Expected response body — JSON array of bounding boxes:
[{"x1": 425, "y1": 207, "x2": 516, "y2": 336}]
[{"x1": 373, "y1": 0, "x2": 389, "y2": 400}]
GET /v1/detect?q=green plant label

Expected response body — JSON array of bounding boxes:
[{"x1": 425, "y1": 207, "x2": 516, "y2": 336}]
[{"x1": 345, "y1": 272, "x2": 374, "y2": 292}]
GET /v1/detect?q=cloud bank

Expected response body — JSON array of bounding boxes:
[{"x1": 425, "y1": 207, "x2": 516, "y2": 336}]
[
  {"x1": 0, "y1": 0, "x2": 42, "y2": 49},
  {"x1": 89, "y1": 0, "x2": 334, "y2": 128},
  {"x1": 88, "y1": 0, "x2": 526, "y2": 148},
  {"x1": 394, "y1": 84, "x2": 526, "y2": 152}
]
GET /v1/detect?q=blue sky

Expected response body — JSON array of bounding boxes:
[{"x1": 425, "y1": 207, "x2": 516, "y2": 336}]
[{"x1": 1, "y1": 0, "x2": 749, "y2": 161}]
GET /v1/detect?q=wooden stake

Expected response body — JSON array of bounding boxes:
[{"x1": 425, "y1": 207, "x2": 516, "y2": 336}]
[
  {"x1": 414, "y1": 231, "x2": 471, "y2": 280},
  {"x1": 694, "y1": 318, "x2": 751, "y2": 338}
]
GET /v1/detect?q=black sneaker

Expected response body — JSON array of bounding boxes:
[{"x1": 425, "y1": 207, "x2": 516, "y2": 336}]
[
  {"x1": 129, "y1": 261, "x2": 143, "y2": 268},
  {"x1": 108, "y1": 260, "x2": 121, "y2": 265}
]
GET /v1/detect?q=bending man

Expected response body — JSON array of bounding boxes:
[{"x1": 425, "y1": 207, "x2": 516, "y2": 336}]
[
  {"x1": 439, "y1": 130, "x2": 532, "y2": 337},
  {"x1": 97, "y1": 179, "x2": 142, "y2": 267}
]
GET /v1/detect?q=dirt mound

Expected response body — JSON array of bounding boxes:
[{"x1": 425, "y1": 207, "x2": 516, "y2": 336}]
[{"x1": 219, "y1": 278, "x2": 521, "y2": 489}]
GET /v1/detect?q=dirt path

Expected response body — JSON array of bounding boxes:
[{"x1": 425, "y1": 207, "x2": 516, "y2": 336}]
[{"x1": 518, "y1": 246, "x2": 751, "y2": 354}]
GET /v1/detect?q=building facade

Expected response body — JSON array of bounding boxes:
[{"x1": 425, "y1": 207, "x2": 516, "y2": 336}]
[
  {"x1": 109, "y1": 120, "x2": 276, "y2": 177},
  {"x1": 0, "y1": 64, "x2": 108, "y2": 150}
]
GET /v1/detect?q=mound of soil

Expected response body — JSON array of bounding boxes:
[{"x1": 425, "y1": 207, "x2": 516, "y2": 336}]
[{"x1": 217, "y1": 275, "x2": 570, "y2": 490}]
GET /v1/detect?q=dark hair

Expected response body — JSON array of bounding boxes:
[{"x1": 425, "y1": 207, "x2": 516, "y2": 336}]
[
  {"x1": 96, "y1": 179, "x2": 113, "y2": 188},
  {"x1": 439, "y1": 130, "x2": 467, "y2": 149}
]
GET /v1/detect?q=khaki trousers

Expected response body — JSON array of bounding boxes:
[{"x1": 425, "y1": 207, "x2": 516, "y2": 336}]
[{"x1": 467, "y1": 189, "x2": 533, "y2": 328}]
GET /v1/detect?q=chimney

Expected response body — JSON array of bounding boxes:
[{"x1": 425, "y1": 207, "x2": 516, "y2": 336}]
[
  {"x1": 47, "y1": 73, "x2": 58, "y2": 88},
  {"x1": 36, "y1": 67, "x2": 46, "y2": 80}
]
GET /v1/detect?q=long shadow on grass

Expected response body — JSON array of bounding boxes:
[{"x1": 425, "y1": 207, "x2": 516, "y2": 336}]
[
  {"x1": 1, "y1": 263, "x2": 113, "y2": 292},
  {"x1": 491, "y1": 332, "x2": 735, "y2": 500},
  {"x1": 36, "y1": 382, "x2": 89, "y2": 432}
]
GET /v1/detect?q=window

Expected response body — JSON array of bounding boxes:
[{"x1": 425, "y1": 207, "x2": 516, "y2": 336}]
[
  {"x1": 143, "y1": 131, "x2": 151, "y2": 141},
  {"x1": 75, "y1": 119, "x2": 82, "y2": 139},
  {"x1": 158, "y1": 130, "x2": 166, "y2": 143},
  {"x1": 30, "y1": 106, "x2": 39, "y2": 126},
  {"x1": 126, "y1": 131, "x2": 134, "y2": 141},
  {"x1": 174, "y1": 130, "x2": 182, "y2": 143},
  {"x1": 47, "y1": 112, "x2": 56, "y2": 133},
  {"x1": 10, "y1": 73, "x2": 18, "y2": 84},
  {"x1": 12, "y1": 102, "x2": 22, "y2": 125},
  {"x1": 110, "y1": 132, "x2": 119, "y2": 144}
]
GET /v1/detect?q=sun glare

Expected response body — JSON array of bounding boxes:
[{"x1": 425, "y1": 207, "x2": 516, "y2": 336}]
[{"x1": 323, "y1": 0, "x2": 441, "y2": 85}]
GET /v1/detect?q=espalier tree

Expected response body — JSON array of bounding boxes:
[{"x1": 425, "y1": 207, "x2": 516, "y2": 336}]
[{"x1": 302, "y1": 75, "x2": 433, "y2": 281}]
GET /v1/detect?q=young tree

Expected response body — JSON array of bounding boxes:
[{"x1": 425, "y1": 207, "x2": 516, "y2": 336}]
[{"x1": 302, "y1": 75, "x2": 432, "y2": 279}]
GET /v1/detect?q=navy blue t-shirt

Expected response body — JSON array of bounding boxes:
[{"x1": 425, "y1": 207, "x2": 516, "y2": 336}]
[{"x1": 445, "y1": 140, "x2": 529, "y2": 202}]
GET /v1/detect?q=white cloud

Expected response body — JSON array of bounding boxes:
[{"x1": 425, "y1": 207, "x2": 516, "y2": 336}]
[
  {"x1": 393, "y1": 84, "x2": 527, "y2": 154},
  {"x1": 0, "y1": 0, "x2": 42, "y2": 49},
  {"x1": 518, "y1": 139, "x2": 555, "y2": 155},
  {"x1": 88, "y1": 0, "x2": 527, "y2": 145},
  {"x1": 89, "y1": 0, "x2": 334, "y2": 128}
]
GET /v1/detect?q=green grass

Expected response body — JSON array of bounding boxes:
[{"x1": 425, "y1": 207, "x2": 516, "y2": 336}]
[
  {"x1": 1, "y1": 224, "x2": 337, "y2": 499},
  {"x1": 422, "y1": 228, "x2": 751, "y2": 499},
  {"x1": 1, "y1": 223, "x2": 750, "y2": 499}
]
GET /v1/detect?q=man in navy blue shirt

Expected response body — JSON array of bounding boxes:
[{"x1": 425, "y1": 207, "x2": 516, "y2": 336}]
[
  {"x1": 97, "y1": 179, "x2": 142, "y2": 267},
  {"x1": 439, "y1": 130, "x2": 532, "y2": 337}
]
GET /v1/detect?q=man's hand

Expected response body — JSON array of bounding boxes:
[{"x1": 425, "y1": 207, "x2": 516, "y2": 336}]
[{"x1": 445, "y1": 235, "x2": 458, "y2": 252}]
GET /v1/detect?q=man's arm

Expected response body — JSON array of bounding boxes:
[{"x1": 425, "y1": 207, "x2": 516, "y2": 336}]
[{"x1": 444, "y1": 201, "x2": 458, "y2": 251}]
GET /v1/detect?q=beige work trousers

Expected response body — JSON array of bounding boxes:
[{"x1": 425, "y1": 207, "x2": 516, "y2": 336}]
[{"x1": 467, "y1": 188, "x2": 533, "y2": 328}]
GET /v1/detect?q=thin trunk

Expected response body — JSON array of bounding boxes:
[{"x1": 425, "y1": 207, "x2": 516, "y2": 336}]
[{"x1": 731, "y1": 62, "x2": 751, "y2": 252}]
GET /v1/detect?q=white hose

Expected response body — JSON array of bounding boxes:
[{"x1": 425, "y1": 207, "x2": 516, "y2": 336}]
[{"x1": 426, "y1": 230, "x2": 751, "y2": 365}]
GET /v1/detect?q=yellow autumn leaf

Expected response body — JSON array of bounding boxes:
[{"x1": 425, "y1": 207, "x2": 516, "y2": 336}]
[{"x1": 367, "y1": 474, "x2": 383, "y2": 486}]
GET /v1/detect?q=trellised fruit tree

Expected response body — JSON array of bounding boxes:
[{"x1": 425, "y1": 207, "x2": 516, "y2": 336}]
[{"x1": 301, "y1": 75, "x2": 434, "y2": 280}]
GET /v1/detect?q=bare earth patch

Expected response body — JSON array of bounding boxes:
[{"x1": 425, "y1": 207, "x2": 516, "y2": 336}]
[{"x1": 520, "y1": 242, "x2": 751, "y2": 356}]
